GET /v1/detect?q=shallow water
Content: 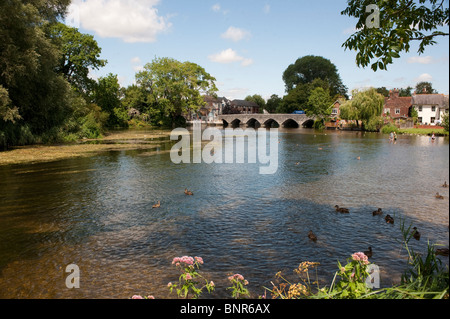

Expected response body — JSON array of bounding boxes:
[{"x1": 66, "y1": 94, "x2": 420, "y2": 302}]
[{"x1": 0, "y1": 129, "x2": 448, "y2": 299}]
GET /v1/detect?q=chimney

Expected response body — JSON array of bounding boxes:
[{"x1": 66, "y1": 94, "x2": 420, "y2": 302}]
[{"x1": 390, "y1": 88, "x2": 399, "y2": 99}]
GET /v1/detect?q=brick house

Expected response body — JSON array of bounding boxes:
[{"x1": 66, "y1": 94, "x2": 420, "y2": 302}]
[
  {"x1": 383, "y1": 89, "x2": 412, "y2": 119},
  {"x1": 230, "y1": 100, "x2": 260, "y2": 114}
]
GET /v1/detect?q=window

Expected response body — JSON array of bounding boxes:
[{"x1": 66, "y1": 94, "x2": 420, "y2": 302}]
[
  {"x1": 431, "y1": 117, "x2": 435, "y2": 124},
  {"x1": 332, "y1": 108, "x2": 338, "y2": 115},
  {"x1": 395, "y1": 109, "x2": 401, "y2": 114},
  {"x1": 432, "y1": 106, "x2": 436, "y2": 112},
  {"x1": 418, "y1": 106, "x2": 423, "y2": 112},
  {"x1": 418, "y1": 117, "x2": 423, "y2": 124},
  {"x1": 384, "y1": 108, "x2": 390, "y2": 114}
]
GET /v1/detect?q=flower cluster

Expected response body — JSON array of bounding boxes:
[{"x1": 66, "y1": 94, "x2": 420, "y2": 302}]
[
  {"x1": 131, "y1": 295, "x2": 155, "y2": 299},
  {"x1": 227, "y1": 273, "x2": 250, "y2": 299},
  {"x1": 228, "y1": 274, "x2": 248, "y2": 285},
  {"x1": 351, "y1": 252, "x2": 369, "y2": 265}
]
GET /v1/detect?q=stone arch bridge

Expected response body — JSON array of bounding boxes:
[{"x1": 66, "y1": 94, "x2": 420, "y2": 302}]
[{"x1": 218, "y1": 114, "x2": 316, "y2": 128}]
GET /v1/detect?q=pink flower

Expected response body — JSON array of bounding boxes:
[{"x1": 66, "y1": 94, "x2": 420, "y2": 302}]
[
  {"x1": 209, "y1": 281, "x2": 215, "y2": 287},
  {"x1": 147, "y1": 296, "x2": 155, "y2": 299},
  {"x1": 132, "y1": 295, "x2": 143, "y2": 299},
  {"x1": 185, "y1": 273, "x2": 192, "y2": 280},
  {"x1": 167, "y1": 282, "x2": 172, "y2": 288},
  {"x1": 229, "y1": 274, "x2": 245, "y2": 282},
  {"x1": 352, "y1": 252, "x2": 369, "y2": 265},
  {"x1": 195, "y1": 256, "x2": 204, "y2": 264}
]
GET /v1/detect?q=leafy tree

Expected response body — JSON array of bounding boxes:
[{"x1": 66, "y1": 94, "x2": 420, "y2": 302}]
[
  {"x1": 399, "y1": 86, "x2": 413, "y2": 97},
  {"x1": 340, "y1": 88, "x2": 384, "y2": 128},
  {"x1": 245, "y1": 94, "x2": 266, "y2": 112},
  {"x1": 280, "y1": 78, "x2": 331, "y2": 114},
  {"x1": 49, "y1": 22, "x2": 107, "y2": 94},
  {"x1": 415, "y1": 82, "x2": 437, "y2": 94},
  {"x1": 136, "y1": 57, "x2": 217, "y2": 126},
  {"x1": 376, "y1": 87, "x2": 390, "y2": 97},
  {"x1": 282, "y1": 55, "x2": 348, "y2": 97},
  {"x1": 0, "y1": 0, "x2": 72, "y2": 137},
  {"x1": 307, "y1": 87, "x2": 332, "y2": 118},
  {"x1": 442, "y1": 113, "x2": 449, "y2": 132},
  {"x1": 93, "y1": 74, "x2": 127, "y2": 128},
  {"x1": 266, "y1": 94, "x2": 282, "y2": 113},
  {"x1": 342, "y1": 0, "x2": 449, "y2": 71}
]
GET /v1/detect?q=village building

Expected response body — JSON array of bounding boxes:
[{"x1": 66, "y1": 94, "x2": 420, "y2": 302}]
[
  {"x1": 230, "y1": 100, "x2": 261, "y2": 114},
  {"x1": 383, "y1": 89, "x2": 412, "y2": 119},
  {"x1": 412, "y1": 94, "x2": 449, "y2": 126},
  {"x1": 196, "y1": 95, "x2": 230, "y2": 122}
]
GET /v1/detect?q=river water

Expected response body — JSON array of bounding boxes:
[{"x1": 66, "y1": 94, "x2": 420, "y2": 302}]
[{"x1": 0, "y1": 128, "x2": 448, "y2": 299}]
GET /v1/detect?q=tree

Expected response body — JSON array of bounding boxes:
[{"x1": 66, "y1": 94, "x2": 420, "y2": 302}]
[
  {"x1": 376, "y1": 87, "x2": 390, "y2": 97},
  {"x1": 266, "y1": 94, "x2": 282, "y2": 113},
  {"x1": 93, "y1": 74, "x2": 127, "y2": 128},
  {"x1": 342, "y1": 0, "x2": 449, "y2": 71},
  {"x1": 282, "y1": 55, "x2": 348, "y2": 97},
  {"x1": 280, "y1": 78, "x2": 330, "y2": 114},
  {"x1": 245, "y1": 94, "x2": 266, "y2": 112},
  {"x1": 442, "y1": 113, "x2": 449, "y2": 132},
  {"x1": 340, "y1": 88, "x2": 384, "y2": 128},
  {"x1": 0, "y1": 0, "x2": 72, "y2": 137},
  {"x1": 307, "y1": 87, "x2": 332, "y2": 118},
  {"x1": 136, "y1": 57, "x2": 218, "y2": 126},
  {"x1": 415, "y1": 82, "x2": 437, "y2": 94},
  {"x1": 399, "y1": 86, "x2": 413, "y2": 97},
  {"x1": 49, "y1": 22, "x2": 107, "y2": 94}
]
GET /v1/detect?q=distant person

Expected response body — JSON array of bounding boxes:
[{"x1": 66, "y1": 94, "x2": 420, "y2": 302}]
[
  {"x1": 431, "y1": 132, "x2": 436, "y2": 142},
  {"x1": 394, "y1": 132, "x2": 398, "y2": 143},
  {"x1": 389, "y1": 132, "x2": 394, "y2": 143}
]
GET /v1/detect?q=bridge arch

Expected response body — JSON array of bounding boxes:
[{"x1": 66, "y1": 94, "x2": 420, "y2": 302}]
[
  {"x1": 264, "y1": 119, "x2": 280, "y2": 128},
  {"x1": 282, "y1": 119, "x2": 300, "y2": 128},
  {"x1": 222, "y1": 119, "x2": 229, "y2": 127},
  {"x1": 247, "y1": 118, "x2": 261, "y2": 128},
  {"x1": 231, "y1": 119, "x2": 242, "y2": 128},
  {"x1": 302, "y1": 119, "x2": 315, "y2": 128}
]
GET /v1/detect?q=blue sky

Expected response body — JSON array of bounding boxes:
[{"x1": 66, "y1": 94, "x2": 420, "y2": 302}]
[{"x1": 67, "y1": 0, "x2": 449, "y2": 100}]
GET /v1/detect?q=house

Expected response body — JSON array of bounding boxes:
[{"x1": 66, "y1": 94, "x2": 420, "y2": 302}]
[
  {"x1": 412, "y1": 94, "x2": 449, "y2": 125},
  {"x1": 230, "y1": 100, "x2": 261, "y2": 114},
  {"x1": 330, "y1": 98, "x2": 346, "y2": 118},
  {"x1": 383, "y1": 89, "x2": 412, "y2": 119},
  {"x1": 199, "y1": 95, "x2": 230, "y2": 121}
]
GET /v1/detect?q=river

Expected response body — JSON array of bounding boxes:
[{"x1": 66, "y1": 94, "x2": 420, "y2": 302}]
[{"x1": 0, "y1": 128, "x2": 448, "y2": 298}]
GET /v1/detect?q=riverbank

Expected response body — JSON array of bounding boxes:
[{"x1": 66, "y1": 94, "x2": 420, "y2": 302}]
[
  {"x1": 398, "y1": 128, "x2": 449, "y2": 136},
  {"x1": 0, "y1": 130, "x2": 172, "y2": 166}
]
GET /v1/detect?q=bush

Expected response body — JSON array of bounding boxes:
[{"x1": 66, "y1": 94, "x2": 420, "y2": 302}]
[
  {"x1": 381, "y1": 124, "x2": 399, "y2": 134},
  {"x1": 365, "y1": 116, "x2": 384, "y2": 132}
]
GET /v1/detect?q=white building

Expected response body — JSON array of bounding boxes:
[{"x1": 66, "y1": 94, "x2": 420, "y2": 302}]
[{"x1": 412, "y1": 94, "x2": 449, "y2": 126}]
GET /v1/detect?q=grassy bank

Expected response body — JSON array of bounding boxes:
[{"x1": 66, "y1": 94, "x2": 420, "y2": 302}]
[
  {"x1": 399, "y1": 128, "x2": 449, "y2": 136},
  {"x1": 0, "y1": 130, "x2": 172, "y2": 166}
]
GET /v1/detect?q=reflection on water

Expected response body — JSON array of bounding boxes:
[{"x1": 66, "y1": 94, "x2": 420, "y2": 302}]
[{"x1": 0, "y1": 129, "x2": 448, "y2": 299}]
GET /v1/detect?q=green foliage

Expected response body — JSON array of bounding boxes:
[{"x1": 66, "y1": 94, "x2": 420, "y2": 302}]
[
  {"x1": 245, "y1": 94, "x2": 266, "y2": 112},
  {"x1": 307, "y1": 87, "x2": 332, "y2": 118},
  {"x1": 168, "y1": 256, "x2": 215, "y2": 299},
  {"x1": 340, "y1": 88, "x2": 384, "y2": 129},
  {"x1": 227, "y1": 274, "x2": 250, "y2": 299},
  {"x1": 49, "y1": 22, "x2": 107, "y2": 94},
  {"x1": 364, "y1": 116, "x2": 384, "y2": 132},
  {"x1": 442, "y1": 113, "x2": 449, "y2": 132},
  {"x1": 342, "y1": 0, "x2": 449, "y2": 71},
  {"x1": 399, "y1": 86, "x2": 413, "y2": 97},
  {"x1": 265, "y1": 94, "x2": 282, "y2": 113},
  {"x1": 282, "y1": 55, "x2": 348, "y2": 97},
  {"x1": 381, "y1": 123, "x2": 399, "y2": 134},
  {"x1": 136, "y1": 57, "x2": 217, "y2": 126},
  {"x1": 415, "y1": 81, "x2": 437, "y2": 94}
]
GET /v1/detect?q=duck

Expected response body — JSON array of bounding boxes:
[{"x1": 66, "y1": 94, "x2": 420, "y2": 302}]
[
  {"x1": 364, "y1": 247, "x2": 373, "y2": 258},
  {"x1": 435, "y1": 193, "x2": 444, "y2": 200},
  {"x1": 372, "y1": 208, "x2": 383, "y2": 216},
  {"x1": 385, "y1": 214, "x2": 395, "y2": 224},
  {"x1": 152, "y1": 201, "x2": 161, "y2": 209},
  {"x1": 308, "y1": 231, "x2": 317, "y2": 242},
  {"x1": 435, "y1": 248, "x2": 449, "y2": 257},
  {"x1": 442, "y1": 182, "x2": 448, "y2": 188},
  {"x1": 184, "y1": 188, "x2": 194, "y2": 196},
  {"x1": 412, "y1": 227, "x2": 421, "y2": 241},
  {"x1": 335, "y1": 205, "x2": 350, "y2": 214},
  {"x1": 356, "y1": 156, "x2": 361, "y2": 160}
]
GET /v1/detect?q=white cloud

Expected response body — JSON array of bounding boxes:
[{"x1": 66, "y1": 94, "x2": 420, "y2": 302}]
[
  {"x1": 208, "y1": 49, "x2": 253, "y2": 67},
  {"x1": 407, "y1": 56, "x2": 434, "y2": 64},
  {"x1": 221, "y1": 26, "x2": 251, "y2": 42},
  {"x1": 131, "y1": 57, "x2": 142, "y2": 64},
  {"x1": 212, "y1": 3, "x2": 221, "y2": 12},
  {"x1": 70, "y1": 0, "x2": 172, "y2": 43},
  {"x1": 415, "y1": 73, "x2": 433, "y2": 83}
]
